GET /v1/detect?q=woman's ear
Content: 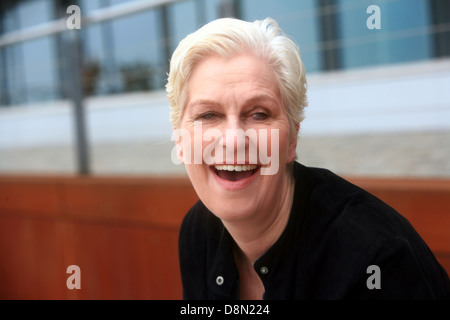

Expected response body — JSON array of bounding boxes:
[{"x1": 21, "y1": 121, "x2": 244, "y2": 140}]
[
  {"x1": 174, "y1": 127, "x2": 185, "y2": 164},
  {"x1": 287, "y1": 123, "x2": 300, "y2": 163},
  {"x1": 176, "y1": 142, "x2": 184, "y2": 164}
]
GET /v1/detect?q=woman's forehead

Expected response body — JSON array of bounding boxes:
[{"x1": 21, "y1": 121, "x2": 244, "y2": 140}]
[{"x1": 186, "y1": 54, "x2": 281, "y2": 105}]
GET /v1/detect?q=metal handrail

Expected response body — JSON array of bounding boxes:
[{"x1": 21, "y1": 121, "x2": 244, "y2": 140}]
[{"x1": 0, "y1": 0, "x2": 177, "y2": 47}]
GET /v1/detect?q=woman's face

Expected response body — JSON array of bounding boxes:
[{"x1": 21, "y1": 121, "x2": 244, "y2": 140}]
[{"x1": 177, "y1": 54, "x2": 298, "y2": 223}]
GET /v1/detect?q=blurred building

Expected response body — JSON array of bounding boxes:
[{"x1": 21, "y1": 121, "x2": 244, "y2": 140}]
[{"x1": 0, "y1": 0, "x2": 449, "y2": 177}]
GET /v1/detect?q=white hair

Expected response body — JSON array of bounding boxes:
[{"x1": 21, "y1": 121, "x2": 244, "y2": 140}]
[{"x1": 166, "y1": 17, "x2": 307, "y2": 134}]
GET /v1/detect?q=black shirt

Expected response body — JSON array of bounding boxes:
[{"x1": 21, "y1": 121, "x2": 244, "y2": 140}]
[{"x1": 178, "y1": 162, "x2": 450, "y2": 299}]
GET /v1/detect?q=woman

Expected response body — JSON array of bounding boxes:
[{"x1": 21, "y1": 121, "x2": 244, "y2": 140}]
[{"x1": 166, "y1": 17, "x2": 450, "y2": 299}]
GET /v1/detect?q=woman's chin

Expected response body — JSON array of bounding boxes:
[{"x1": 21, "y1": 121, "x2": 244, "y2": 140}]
[{"x1": 208, "y1": 200, "x2": 258, "y2": 223}]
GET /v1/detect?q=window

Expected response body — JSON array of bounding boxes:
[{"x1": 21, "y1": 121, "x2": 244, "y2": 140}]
[
  {"x1": 336, "y1": 0, "x2": 432, "y2": 69},
  {"x1": 81, "y1": 1, "x2": 166, "y2": 95},
  {"x1": 0, "y1": 0, "x2": 58, "y2": 105},
  {"x1": 111, "y1": 9, "x2": 166, "y2": 92},
  {"x1": 239, "y1": 0, "x2": 322, "y2": 73},
  {"x1": 21, "y1": 36, "x2": 59, "y2": 103},
  {"x1": 1, "y1": 0, "x2": 448, "y2": 107},
  {"x1": 167, "y1": 0, "x2": 200, "y2": 54}
]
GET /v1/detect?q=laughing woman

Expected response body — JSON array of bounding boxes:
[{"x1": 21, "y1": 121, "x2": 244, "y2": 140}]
[{"x1": 166, "y1": 18, "x2": 450, "y2": 300}]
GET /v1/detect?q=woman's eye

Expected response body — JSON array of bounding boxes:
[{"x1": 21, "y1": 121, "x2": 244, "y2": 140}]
[
  {"x1": 198, "y1": 112, "x2": 217, "y2": 121},
  {"x1": 251, "y1": 112, "x2": 269, "y2": 121}
]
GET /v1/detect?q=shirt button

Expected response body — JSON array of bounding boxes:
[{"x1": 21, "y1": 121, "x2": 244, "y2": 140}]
[
  {"x1": 260, "y1": 266, "x2": 269, "y2": 275},
  {"x1": 216, "y1": 276, "x2": 224, "y2": 286}
]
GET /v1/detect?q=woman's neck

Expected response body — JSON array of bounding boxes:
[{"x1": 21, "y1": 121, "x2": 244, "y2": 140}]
[{"x1": 222, "y1": 172, "x2": 295, "y2": 264}]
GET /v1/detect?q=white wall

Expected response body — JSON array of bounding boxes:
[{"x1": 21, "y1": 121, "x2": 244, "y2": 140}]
[{"x1": 303, "y1": 58, "x2": 450, "y2": 136}]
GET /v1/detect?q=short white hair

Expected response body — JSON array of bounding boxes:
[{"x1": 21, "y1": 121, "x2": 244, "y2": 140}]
[{"x1": 166, "y1": 17, "x2": 307, "y2": 133}]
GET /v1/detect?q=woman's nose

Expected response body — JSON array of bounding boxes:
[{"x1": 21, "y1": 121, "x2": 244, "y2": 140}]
[
  {"x1": 219, "y1": 118, "x2": 251, "y2": 164},
  {"x1": 218, "y1": 117, "x2": 244, "y2": 145}
]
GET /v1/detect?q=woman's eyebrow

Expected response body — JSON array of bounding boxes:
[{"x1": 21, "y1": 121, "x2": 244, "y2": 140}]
[
  {"x1": 188, "y1": 99, "x2": 220, "y2": 109},
  {"x1": 245, "y1": 94, "x2": 278, "y2": 105},
  {"x1": 189, "y1": 94, "x2": 278, "y2": 109}
]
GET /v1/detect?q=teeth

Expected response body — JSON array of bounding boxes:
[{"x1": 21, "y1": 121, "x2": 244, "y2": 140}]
[{"x1": 214, "y1": 164, "x2": 258, "y2": 171}]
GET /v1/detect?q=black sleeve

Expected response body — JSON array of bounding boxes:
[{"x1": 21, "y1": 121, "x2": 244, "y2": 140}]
[
  {"x1": 304, "y1": 167, "x2": 450, "y2": 300},
  {"x1": 178, "y1": 201, "x2": 209, "y2": 300}
]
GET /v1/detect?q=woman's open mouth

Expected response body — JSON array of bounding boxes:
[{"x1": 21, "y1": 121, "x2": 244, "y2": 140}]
[{"x1": 210, "y1": 164, "x2": 260, "y2": 190}]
